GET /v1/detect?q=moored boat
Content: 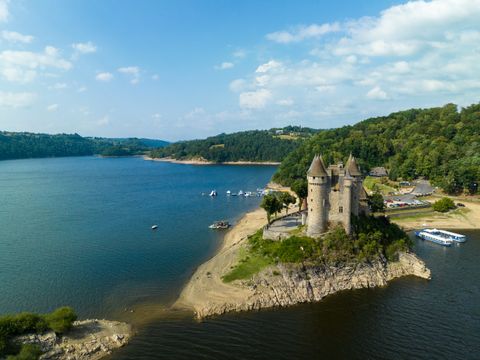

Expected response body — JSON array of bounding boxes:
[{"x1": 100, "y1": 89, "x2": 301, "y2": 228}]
[
  {"x1": 209, "y1": 220, "x2": 230, "y2": 229},
  {"x1": 151, "y1": 225, "x2": 158, "y2": 230},
  {"x1": 415, "y1": 228, "x2": 467, "y2": 246}
]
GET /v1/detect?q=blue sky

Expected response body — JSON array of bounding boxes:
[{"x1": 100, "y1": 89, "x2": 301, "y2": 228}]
[{"x1": 0, "y1": 0, "x2": 479, "y2": 141}]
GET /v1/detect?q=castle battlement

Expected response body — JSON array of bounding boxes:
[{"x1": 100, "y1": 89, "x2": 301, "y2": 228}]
[{"x1": 306, "y1": 154, "x2": 368, "y2": 237}]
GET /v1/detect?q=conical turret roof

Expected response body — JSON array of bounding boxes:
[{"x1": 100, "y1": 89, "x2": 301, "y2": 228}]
[
  {"x1": 307, "y1": 155, "x2": 328, "y2": 177},
  {"x1": 346, "y1": 154, "x2": 362, "y2": 176}
]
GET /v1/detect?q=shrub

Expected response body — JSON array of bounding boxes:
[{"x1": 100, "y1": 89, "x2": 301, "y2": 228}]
[
  {"x1": 7, "y1": 344, "x2": 42, "y2": 360},
  {"x1": 0, "y1": 307, "x2": 77, "y2": 357},
  {"x1": 44, "y1": 307, "x2": 77, "y2": 334},
  {"x1": 432, "y1": 197, "x2": 456, "y2": 213}
]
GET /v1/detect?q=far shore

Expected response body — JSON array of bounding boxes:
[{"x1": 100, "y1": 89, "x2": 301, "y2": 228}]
[{"x1": 143, "y1": 156, "x2": 280, "y2": 166}]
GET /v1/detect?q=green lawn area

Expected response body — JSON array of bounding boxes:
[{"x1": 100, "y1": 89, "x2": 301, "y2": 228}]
[
  {"x1": 222, "y1": 252, "x2": 272, "y2": 283},
  {"x1": 363, "y1": 176, "x2": 397, "y2": 195}
]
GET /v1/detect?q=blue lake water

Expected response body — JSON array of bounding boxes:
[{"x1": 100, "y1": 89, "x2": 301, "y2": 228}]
[
  {"x1": 0, "y1": 156, "x2": 275, "y2": 317},
  {"x1": 1, "y1": 156, "x2": 479, "y2": 359}
]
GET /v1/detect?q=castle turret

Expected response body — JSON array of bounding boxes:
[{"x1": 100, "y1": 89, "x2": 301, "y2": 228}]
[
  {"x1": 343, "y1": 176, "x2": 353, "y2": 234},
  {"x1": 346, "y1": 154, "x2": 362, "y2": 216},
  {"x1": 306, "y1": 155, "x2": 328, "y2": 237}
]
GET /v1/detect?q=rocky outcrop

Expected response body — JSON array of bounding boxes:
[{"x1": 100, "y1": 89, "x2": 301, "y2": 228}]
[
  {"x1": 194, "y1": 252, "x2": 430, "y2": 319},
  {"x1": 12, "y1": 319, "x2": 132, "y2": 360}
]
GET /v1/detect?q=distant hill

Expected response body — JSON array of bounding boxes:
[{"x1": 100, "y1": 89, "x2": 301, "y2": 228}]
[
  {"x1": 0, "y1": 132, "x2": 168, "y2": 161},
  {"x1": 149, "y1": 126, "x2": 319, "y2": 163},
  {"x1": 272, "y1": 103, "x2": 480, "y2": 194}
]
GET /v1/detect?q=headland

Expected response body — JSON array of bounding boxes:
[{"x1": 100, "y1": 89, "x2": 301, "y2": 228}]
[{"x1": 174, "y1": 207, "x2": 431, "y2": 319}]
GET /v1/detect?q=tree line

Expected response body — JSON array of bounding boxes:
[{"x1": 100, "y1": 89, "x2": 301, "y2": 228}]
[
  {"x1": 273, "y1": 103, "x2": 480, "y2": 194},
  {"x1": 149, "y1": 127, "x2": 318, "y2": 163},
  {"x1": 0, "y1": 132, "x2": 168, "y2": 161}
]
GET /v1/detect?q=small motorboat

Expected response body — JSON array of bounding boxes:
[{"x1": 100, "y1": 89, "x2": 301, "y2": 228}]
[
  {"x1": 226, "y1": 190, "x2": 231, "y2": 196},
  {"x1": 209, "y1": 190, "x2": 218, "y2": 197},
  {"x1": 209, "y1": 221, "x2": 230, "y2": 229},
  {"x1": 151, "y1": 225, "x2": 158, "y2": 230}
]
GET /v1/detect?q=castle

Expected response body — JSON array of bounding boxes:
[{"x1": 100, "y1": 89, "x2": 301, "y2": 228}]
[{"x1": 306, "y1": 154, "x2": 369, "y2": 237}]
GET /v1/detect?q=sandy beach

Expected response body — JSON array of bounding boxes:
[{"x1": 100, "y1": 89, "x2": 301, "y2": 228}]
[
  {"x1": 391, "y1": 198, "x2": 480, "y2": 231},
  {"x1": 143, "y1": 156, "x2": 280, "y2": 166},
  {"x1": 173, "y1": 207, "x2": 267, "y2": 315}
]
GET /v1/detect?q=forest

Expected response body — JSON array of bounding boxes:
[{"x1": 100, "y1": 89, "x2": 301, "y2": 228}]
[
  {"x1": 273, "y1": 103, "x2": 480, "y2": 194},
  {"x1": 149, "y1": 126, "x2": 318, "y2": 162},
  {"x1": 0, "y1": 132, "x2": 168, "y2": 160}
]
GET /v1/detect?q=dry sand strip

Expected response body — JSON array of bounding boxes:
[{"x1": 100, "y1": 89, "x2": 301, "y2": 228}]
[
  {"x1": 173, "y1": 208, "x2": 267, "y2": 316},
  {"x1": 143, "y1": 156, "x2": 280, "y2": 166}
]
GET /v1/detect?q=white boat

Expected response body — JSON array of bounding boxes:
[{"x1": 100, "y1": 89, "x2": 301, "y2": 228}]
[
  {"x1": 415, "y1": 228, "x2": 466, "y2": 246},
  {"x1": 226, "y1": 190, "x2": 231, "y2": 196},
  {"x1": 209, "y1": 190, "x2": 217, "y2": 197},
  {"x1": 151, "y1": 225, "x2": 158, "y2": 230},
  {"x1": 238, "y1": 190, "x2": 244, "y2": 196}
]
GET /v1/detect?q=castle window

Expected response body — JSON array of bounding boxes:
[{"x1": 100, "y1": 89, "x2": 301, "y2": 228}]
[{"x1": 339, "y1": 206, "x2": 343, "y2": 213}]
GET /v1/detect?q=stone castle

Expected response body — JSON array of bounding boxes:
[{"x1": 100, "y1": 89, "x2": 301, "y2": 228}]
[{"x1": 306, "y1": 154, "x2": 368, "y2": 237}]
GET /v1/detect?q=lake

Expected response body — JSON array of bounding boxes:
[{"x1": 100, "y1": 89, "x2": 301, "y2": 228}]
[{"x1": 0, "y1": 157, "x2": 478, "y2": 359}]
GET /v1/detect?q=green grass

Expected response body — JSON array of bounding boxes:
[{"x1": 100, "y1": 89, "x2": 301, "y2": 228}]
[
  {"x1": 222, "y1": 216, "x2": 411, "y2": 282},
  {"x1": 363, "y1": 176, "x2": 397, "y2": 195},
  {"x1": 222, "y1": 253, "x2": 272, "y2": 283}
]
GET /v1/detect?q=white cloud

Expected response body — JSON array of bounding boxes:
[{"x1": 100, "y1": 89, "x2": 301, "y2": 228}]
[
  {"x1": 96, "y1": 72, "x2": 113, "y2": 82},
  {"x1": 266, "y1": 23, "x2": 341, "y2": 43},
  {"x1": 152, "y1": 113, "x2": 161, "y2": 119},
  {"x1": 215, "y1": 62, "x2": 234, "y2": 70},
  {"x1": 0, "y1": 0, "x2": 9, "y2": 23},
  {"x1": 1, "y1": 30, "x2": 34, "y2": 43},
  {"x1": 228, "y1": 0, "x2": 480, "y2": 127},
  {"x1": 239, "y1": 89, "x2": 272, "y2": 109},
  {"x1": 1, "y1": 67, "x2": 36, "y2": 83},
  {"x1": 77, "y1": 86, "x2": 87, "y2": 93},
  {"x1": 335, "y1": 0, "x2": 480, "y2": 57},
  {"x1": 152, "y1": 74, "x2": 159, "y2": 80},
  {"x1": 118, "y1": 66, "x2": 140, "y2": 84},
  {"x1": 0, "y1": 46, "x2": 72, "y2": 83},
  {"x1": 366, "y1": 86, "x2": 388, "y2": 100},
  {"x1": 0, "y1": 91, "x2": 36, "y2": 108},
  {"x1": 72, "y1": 41, "x2": 97, "y2": 55},
  {"x1": 256, "y1": 60, "x2": 282, "y2": 73},
  {"x1": 46, "y1": 104, "x2": 59, "y2": 112}
]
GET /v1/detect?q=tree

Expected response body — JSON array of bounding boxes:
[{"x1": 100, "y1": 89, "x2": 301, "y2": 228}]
[
  {"x1": 291, "y1": 179, "x2": 308, "y2": 211},
  {"x1": 260, "y1": 194, "x2": 283, "y2": 224},
  {"x1": 278, "y1": 192, "x2": 296, "y2": 214},
  {"x1": 368, "y1": 192, "x2": 385, "y2": 212},
  {"x1": 432, "y1": 197, "x2": 456, "y2": 213}
]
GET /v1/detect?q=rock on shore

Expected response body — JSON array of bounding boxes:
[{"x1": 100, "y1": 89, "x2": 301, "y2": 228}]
[
  {"x1": 193, "y1": 252, "x2": 431, "y2": 319},
  {"x1": 12, "y1": 319, "x2": 132, "y2": 360}
]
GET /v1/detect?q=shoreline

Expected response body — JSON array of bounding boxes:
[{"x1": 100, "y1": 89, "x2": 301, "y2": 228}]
[
  {"x1": 13, "y1": 319, "x2": 132, "y2": 360},
  {"x1": 173, "y1": 206, "x2": 431, "y2": 319},
  {"x1": 143, "y1": 156, "x2": 280, "y2": 166}
]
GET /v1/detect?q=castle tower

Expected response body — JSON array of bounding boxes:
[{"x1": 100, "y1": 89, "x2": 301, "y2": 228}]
[
  {"x1": 343, "y1": 176, "x2": 353, "y2": 234},
  {"x1": 306, "y1": 155, "x2": 328, "y2": 237},
  {"x1": 345, "y1": 154, "x2": 362, "y2": 216}
]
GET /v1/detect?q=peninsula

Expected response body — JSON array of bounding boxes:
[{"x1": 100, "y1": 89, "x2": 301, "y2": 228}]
[{"x1": 175, "y1": 156, "x2": 431, "y2": 319}]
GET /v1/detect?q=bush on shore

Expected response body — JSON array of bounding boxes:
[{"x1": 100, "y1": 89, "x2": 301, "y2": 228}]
[
  {"x1": 0, "y1": 307, "x2": 77, "y2": 358},
  {"x1": 432, "y1": 197, "x2": 456, "y2": 213}
]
